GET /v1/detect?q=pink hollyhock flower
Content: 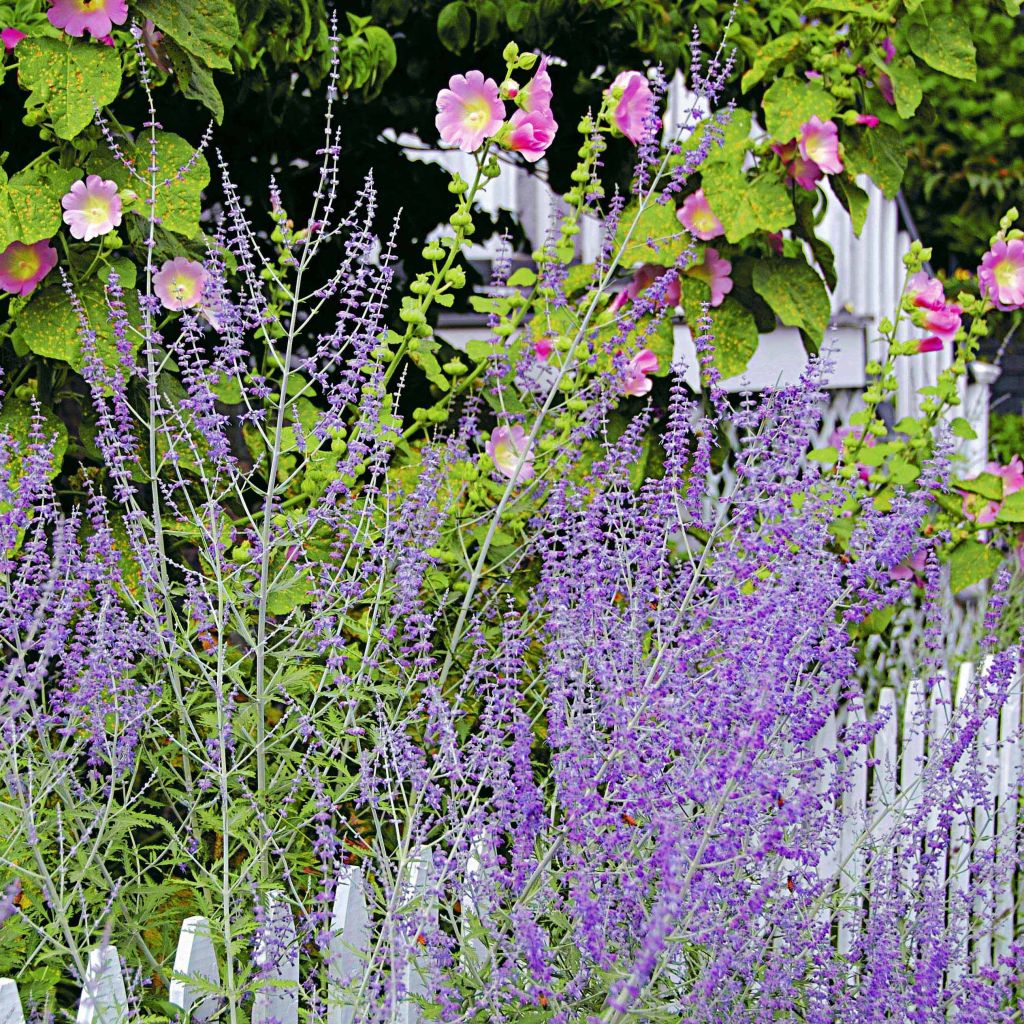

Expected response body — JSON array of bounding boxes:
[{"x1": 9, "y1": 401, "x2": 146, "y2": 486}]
[
  {"x1": 907, "y1": 270, "x2": 945, "y2": 310},
  {"x1": 607, "y1": 70, "x2": 656, "y2": 145},
  {"x1": 623, "y1": 264, "x2": 680, "y2": 308},
  {"x1": 486, "y1": 425, "x2": 535, "y2": 482},
  {"x1": 881, "y1": 37, "x2": 897, "y2": 64},
  {"x1": 0, "y1": 239, "x2": 57, "y2": 297},
  {"x1": 534, "y1": 337, "x2": 553, "y2": 361},
  {"x1": 435, "y1": 70, "x2": 504, "y2": 153},
  {"x1": 677, "y1": 188, "x2": 724, "y2": 242},
  {"x1": 772, "y1": 139, "x2": 822, "y2": 191},
  {"x1": 978, "y1": 239, "x2": 1024, "y2": 311},
  {"x1": 61, "y1": 175, "x2": 122, "y2": 241},
  {"x1": 829, "y1": 425, "x2": 877, "y2": 482},
  {"x1": 767, "y1": 232, "x2": 784, "y2": 255},
  {"x1": 505, "y1": 109, "x2": 557, "y2": 163},
  {"x1": 154, "y1": 257, "x2": 208, "y2": 311},
  {"x1": 1, "y1": 27, "x2": 25, "y2": 50},
  {"x1": 799, "y1": 116, "x2": 843, "y2": 176},
  {"x1": 913, "y1": 336, "x2": 945, "y2": 354},
  {"x1": 622, "y1": 348, "x2": 659, "y2": 397},
  {"x1": 519, "y1": 56, "x2": 553, "y2": 118},
  {"x1": 990, "y1": 455, "x2": 1024, "y2": 497},
  {"x1": 47, "y1": 0, "x2": 128, "y2": 38},
  {"x1": 906, "y1": 270, "x2": 962, "y2": 343},
  {"x1": 686, "y1": 248, "x2": 733, "y2": 307},
  {"x1": 890, "y1": 548, "x2": 927, "y2": 586},
  {"x1": 141, "y1": 19, "x2": 171, "y2": 73},
  {"x1": 805, "y1": 70, "x2": 822, "y2": 80},
  {"x1": 855, "y1": 114, "x2": 880, "y2": 127}
]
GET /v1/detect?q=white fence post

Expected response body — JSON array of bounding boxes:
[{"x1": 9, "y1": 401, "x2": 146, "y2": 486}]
[
  {"x1": 251, "y1": 892, "x2": 299, "y2": 1024},
  {"x1": 401, "y1": 852, "x2": 436, "y2": 1024},
  {"x1": 76, "y1": 947, "x2": 128, "y2": 1024},
  {"x1": 0, "y1": 979, "x2": 25, "y2": 1024},
  {"x1": 328, "y1": 865, "x2": 371, "y2": 1024},
  {"x1": 168, "y1": 916, "x2": 222, "y2": 1023}
]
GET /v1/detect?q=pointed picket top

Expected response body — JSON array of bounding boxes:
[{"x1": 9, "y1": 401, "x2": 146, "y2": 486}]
[
  {"x1": 76, "y1": 946, "x2": 127, "y2": 1024},
  {"x1": 168, "y1": 916, "x2": 222, "y2": 1023},
  {"x1": 400, "y1": 851, "x2": 436, "y2": 1024},
  {"x1": 252, "y1": 891, "x2": 299, "y2": 1024},
  {"x1": 0, "y1": 979, "x2": 25, "y2": 1024},
  {"x1": 461, "y1": 833, "x2": 491, "y2": 970},
  {"x1": 327, "y1": 865, "x2": 371, "y2": 1024}
]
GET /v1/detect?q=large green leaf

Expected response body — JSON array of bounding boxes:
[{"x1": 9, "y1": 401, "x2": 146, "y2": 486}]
[
  {"x1": 884, "y1": 55, "x2": 923, "y2": 119},
  {"x1": 946, "y1": 538, "x2": 1003, "y2": 593},
  {"x1": 615, "y1": 202, "x2": 684, "y2": 268},
  {"x1": 0, "y1": 161, "x2": 79, "y2": 251},
  {"x1": 0, "y1": 397, "x2": 68, "y2": 483},
  {"x1": 134, "y1": 0, "x2": 239, "y2": 71},
  {"x1": 906, "y1": 13, "x2": 977, "y2": 81},
  {"x1": 163, "y1": 39, "x2": 224, "y2": 123},
  {"x1": 89, "y1": 131, "x2": 210, "y2": 237},
  {"x1": 437, "y1": 1, "x2": 472, "y2": 52},
  {"x1": 701, "y1": 165, "x2": 794, "y2": 244},
  {"x1": 680, "y1": 279, "x2": 759, "y2": 380},
  {"x1": 805, "y1": 0, "x2": 890, "y2": 18},
  {"x1": 741, "y1": 33, "x2": 803, "y2": 94},
  {"x1": 830, "y1": 172, "x2": 870, "y2": 236},
  {"x1": 11, "y1": 279, "x2": 141, "y2": 375},
  {"x1": 751, "y1": 258, "x2": 832, "y2": 354},
  {"x1": 842, "y1": 123, "x2": 907, "y2": 200},
  {"x1": 761, "y1": 78, "x2": 836, "y2": 142},
  {"x1": 18, "y1": 37, "x2": 122, "y2": 140}
]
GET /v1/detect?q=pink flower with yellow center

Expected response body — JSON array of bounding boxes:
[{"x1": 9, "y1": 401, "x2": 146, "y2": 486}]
[
  {"x1": 686, "y1": 248, "x2": 733, "y2": 307},
  {"x1": 435, "y1": 70, "x2": 505, "y2": 153},
  {"x1": 534, "y1": 337, "x2": 553, "y2": 361},
  {"x1": 772, "y1": 139, "x2": 822, "y2": 191},
  {"x1": 485, "y1": 425, "x2": 535, "y2": 482},
  {"x1": 153, "y1": 257, "x2": 208, "y2": 312},
  {"x1": 0, "y1": 239, "x2": 57, "y2": 297},
  {"x1": 2, "y1": 27, "x2": 26, "y2": 50},
  {"x1": 61, "y1": 175, "x2": 122, "y2": 241},
  {"x1": 622, "y1": 349, "x2": 659, "y2": 397},
  {"x1": 47, "y1": 0, "x2": 127, "y2": 38},
  {"x1": 607, "y1": 71, "x2": 656, "y2": 145},
  {"x1": 677, "y1": 188, "x2": 724, "y2": 242},
  {"x1": 960, "y1": 456, "x2": 1024, "y2": 525},
  {"x1": 798, "y1": 116, "x2": 843, "y2": 176},
  {"x1": 505, "y1": 109, "x2": 557, "y2": 163},
  {"x1": 978, "y1": 239, "x2": 1024, "y2": 312}
]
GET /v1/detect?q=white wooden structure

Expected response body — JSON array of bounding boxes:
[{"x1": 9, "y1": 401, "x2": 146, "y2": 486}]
[{"x1": 2, "y1": 656, "x2": 1020, "y2": 1024}]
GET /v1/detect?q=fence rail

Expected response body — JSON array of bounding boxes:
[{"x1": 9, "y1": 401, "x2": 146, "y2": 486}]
[{"x1": 2, "y1": 656, "x2": 1020, "y2": 1024}]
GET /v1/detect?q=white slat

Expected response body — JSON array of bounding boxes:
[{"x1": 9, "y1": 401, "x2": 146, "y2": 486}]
[
  {"x1": 461, "y1": 835, "x2": 490, "y2": 971},
  {"x1": 974, "y1": 662, "x2": 1000, "y2": 971},
  {"x1": 838, "y1": 703, "x2": 868, "y2": 958},
  {"x1": 815, "y1": 711, "x2": 839, "y2": 883},
  {"x1": 0, "y1": 980, "x2": 25, "y2": 1024},
  {"x1": 871, "y1": 688, "x2": 899, "y2": 835},
  {"x1": 168, "y1": 916, "x2": 221, "y2": 1023},
  {"x1": 327, "y1": 866, "x2": 370, "y2": 1024},
  {"x1": 76, "y1": 947, "x2": 128, "y2": 1024},
  {"x1": 995, "y1": 667, "x2": 1022, "y2": 963},
  {"x1": 252, "y1": 892, "x2": 299, "y2": 1024},
  {"x1": 946, "y1": 663, "x2": 975, "y2": 992},
  {"x1": 401, "y1": 852, "x2": 436, "y2": 1024},
  {"x1": 900, "y1": 678, "x2": 927, "y2": 897}
]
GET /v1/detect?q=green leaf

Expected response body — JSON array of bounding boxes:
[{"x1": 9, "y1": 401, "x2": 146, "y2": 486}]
[
  {"x1": 997, "y1": 490, "x2": 1024, "y2": 523},
  {"x1": 409, "y1": 337, "x2": 450, "y2": 392},
  {"x1": 956, "y1": 471, "x2": 1003, "y2": 501},
  {"x1": 906, "y1": 13, "x2": 977, "y2": 81},
  {"x1": 701, "y1": 165, "x2": 794, "y2": 244},
  {"x1": 842, "y1": 123, "x2": 908, "y2": 200},
  {"x1": 134, "y1": 0, "x2": 240, "y2": 71},
  {"x1": 11, "y1": 280, "x2": 142, "y2": 375},
  {"x1": 437, "y1": 2, "x2": 472, "y2": 52},
  {"x1": 17, "y1": 37, "x2": 122, "y2": 140},
  {"x1": 0, "y1": 161, "x2": 79, "y2": 251},
  {"x1": 741, "y1": 33, "x2": 803, "y2": 93},
  {"x1": 163, "y1": 39, "x2": 225, "y2": 123},
  {"x1": 615, "y1": 201, "x2": 684, "y2": 267},
  {"x1": 751, "y1": 258, "x2": 831, "y2": 354},
  {"x1": 761, "y1": 78, "x2": 836, "y2": 142},
  {"x1": 89, "y1": 131, "x2": 210, "y2": 237},
  {"x1": 947, "y1": 538, "x2": 1003, "y2": 593},
  {"x1": 0, "y1": 396, "x2": 68, "y2": 484},
  {"x1": 830, "y1": 172, "x2": 870, "y2": 236},
  {"x1": 1003, "y1": 0, "x2": 1022, "y2": 14},
  {"x1": 884, "y1": 55, "x2": 923, "y2": 119},
  {"x1": 805, "y1": 0, "x2": 891, "y2": 18},
  {"x1": 950, "y1": 417, "x2": 978, "y2": 440},
  {"x1": 507, "y1": 267, "x2": 537, "y2": 288},
  {"x1": 681, "y1": 279, "x2": 759, "y2": 380}
]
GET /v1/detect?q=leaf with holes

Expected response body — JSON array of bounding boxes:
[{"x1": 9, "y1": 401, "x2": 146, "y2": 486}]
[{"x1": 17, "y1": 37, "x2": 122, "y2": 140}]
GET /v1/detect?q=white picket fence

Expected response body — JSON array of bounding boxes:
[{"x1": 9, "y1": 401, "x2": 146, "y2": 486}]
[{"x1": 2, "y1": 655, "x2": 1020, "y2": 1024}]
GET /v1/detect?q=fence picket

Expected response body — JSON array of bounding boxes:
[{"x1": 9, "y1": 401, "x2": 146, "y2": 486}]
[
  {"x1": 461, "y1": 835, "x2": 490, "y2": 972},
  {"x1": 76, "y1": 947, "x2": 127, "y2": 1024},
  {"x1": 327, "y1": 865, "x2": 371, "y2": 1024},
  {"x1": 974, "y1": 661, "x2": 1000, "y2": 971},
  {"x1": 838, "y1": 703, "x2": 868, "y2": 958},
  {"x1": 401, "y1": 852, "x2": 436, "y2": 1024},
  {"x1": 0, "y1": 979, "x2": 25, "y2": 1024},
  {"x1": 251, "y1": 892, "x2": 299, "y2": 1024},
  {"x1": 168, "y1": 916, "x2": 221, "y2": 1023},
  {"x1": 995, "y1": 667, "x2": 1021, "y2": 964}
]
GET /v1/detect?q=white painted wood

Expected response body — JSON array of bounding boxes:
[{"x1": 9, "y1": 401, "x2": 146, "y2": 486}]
[
  {"x1": 461, "y1": 835, "x2": 490, "y2": 971},
  {"x1": 838, "y1": 704, "x2": 868, "y2": 958},
  {"x1": 995, "y1": 666, "x2": 1021, "y2": 964},
  {"x1": 168, "y1": 916, "x2": 221, "y2": 1023},
  {"x1": 76, "y1": 947, "x2": 127, "y2": 1024},
  {"x1": 900, "y1": 678, "x2": 927, "y2": 897},
  {"x1": 815, "y1": 712, "x2": 840, "y2": 884},
  {"x1": 327, "y1": 866, "x2": 371, "y2": 1024},
  {"x1": 251, "y1": 892, "x2": 299, "y2": 1024},
  {"x1": 974, "y1": 662, "x2": 1000, "y2": 971},
  {"x1": 871, "y1": 688, "x2": 899, "y2": 839},
  {"x1": 401, "y1": 852, "x2": 436, "y2": 1024},
  {"x1": 946, "y1": 663, "x2": 975, "y2": 991},
  {"x1": 0, "y1": 979, "x2": 25, "y2": 1024}
]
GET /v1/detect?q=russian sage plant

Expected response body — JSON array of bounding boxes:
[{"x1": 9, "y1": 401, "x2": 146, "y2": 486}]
[{"x1": 2, "y1": 22, "x2": 1023, "y2": 1024}]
